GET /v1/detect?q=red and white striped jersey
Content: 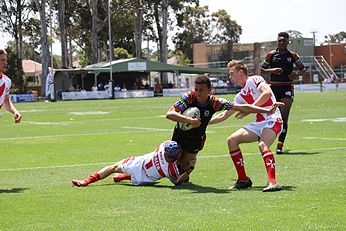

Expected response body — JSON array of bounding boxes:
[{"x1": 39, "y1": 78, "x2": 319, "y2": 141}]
[
  {"x1": 234, "y1": 75, "x2": 282, "y2": 122},
  {"x1": 121, "y1": 141, "x2": 181, "y2": 185},
  {"x1": 0, "y1": 74, "x2": 11, "y2": 109},
  {"x1": 140, "y1": 141, "x2": 181, "y2": 183}
]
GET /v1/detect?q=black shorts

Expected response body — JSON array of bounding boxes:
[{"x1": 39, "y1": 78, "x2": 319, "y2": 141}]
[
  {"x1": 271, "y1": 85, "x2": 294, "y2": 101},
  {"x1": 172, "y1": 131, "x2": 206, "y2": 154}
]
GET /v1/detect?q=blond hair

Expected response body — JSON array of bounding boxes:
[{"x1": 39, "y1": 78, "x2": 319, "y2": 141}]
[
  {"x1": 227, "y1": 60, "x2": 248, "y2": 75},
  {"x1": 0, "y1": 49, "x2": 7, "y2": 56}
]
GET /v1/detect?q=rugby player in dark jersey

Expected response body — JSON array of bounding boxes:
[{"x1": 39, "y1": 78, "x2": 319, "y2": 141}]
[
  {"x1": 260, "y1": 32, "x2": 305, "y2": 154},
  {"x1": 166, "y1": 75, "x2": 283, "y2": 178}
]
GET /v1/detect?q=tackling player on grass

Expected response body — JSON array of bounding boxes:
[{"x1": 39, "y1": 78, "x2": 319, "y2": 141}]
[
  {"x1": 209, "y1": 60, "x2": 284, "y2": 192},
  {"x1": 72, "y1": 141, "x2": 191, "y2": 187}
]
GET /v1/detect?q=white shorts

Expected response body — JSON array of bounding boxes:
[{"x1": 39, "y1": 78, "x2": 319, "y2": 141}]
[
  {"x1": 119, "y1": 156, "x2": 153, "y2": 185},
  {"x1": 244, "y1": 119, "x2": 283, "y2": 138}
]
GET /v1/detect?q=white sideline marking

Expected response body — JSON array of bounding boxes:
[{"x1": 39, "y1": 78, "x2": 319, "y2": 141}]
[
  {"x1": 24, "y1": 121, "x2": 69, "y2": 126},
  {"x1": 304, "y1": 137, "x2": 346, "y2": 141},
  {"x1": 121, "y1": 126, "x2": 216, "y2": 133},
  {"x1": 68, "y1": 111, "x2": 110, "y2": 115},
  {"x1": 0, "y1": 129, "x2": 170, "y2": 141},
  {"x1": 1, "y1": 146, "x2": 345, "y2": 172},
  {"x1": 302, "y1": 117, "x2": 346, "y2": 123},
  {"x1": 121, "y1": 126, "x2": 171, "y2": 132}
]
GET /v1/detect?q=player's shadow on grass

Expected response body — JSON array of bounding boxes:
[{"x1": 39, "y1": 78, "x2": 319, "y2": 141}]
[
  {"x1": 173, "y1": 182, "x2": 230, "y2": 194},
  {"x1": 279, "y1": 150, "x2": 321, "y2": 155},
  {"x1": 105, "y1": 182, "x2": 230, "y2": 194},
  {"x1": 0, "y1": 188, "x2": 29, "y2": 194},
  {"x1": 251, "y1": 185, "x2": 296, "y2": 192}
]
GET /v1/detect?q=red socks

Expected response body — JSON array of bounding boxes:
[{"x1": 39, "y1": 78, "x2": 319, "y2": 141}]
[
  {"x1": 230, "y1": 148, "x2": 248, "y2": 181},
  {"x1": 261, "y1": 150, "x2": 276, "y2": 183},
  {"x1": 84, "y1": 172, "x2": 101, "y2": 186}
]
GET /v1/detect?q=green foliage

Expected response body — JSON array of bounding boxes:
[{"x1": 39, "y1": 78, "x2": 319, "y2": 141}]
[
  {"x1": 324, "y1": 31, "x2": 346, "y2": 44},
  {"x1": 114, "y1": 47, "x2": 133, "y2": 60},
  {"x1": 169, "y1": 50, "x2": 191, "y2": 65},
  {"x1": 5, "y1": 47, "x2": 24, "y2": 93},
  {"x1": 0, "y1": 92, "x2": 345, "y2": 230}
]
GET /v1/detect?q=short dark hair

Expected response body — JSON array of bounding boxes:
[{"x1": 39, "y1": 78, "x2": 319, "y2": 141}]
[
  {"x1": 195, "y1": 75, "x2": 211, "y2": 89},
  {"x1": 278, "y1": 32, "x2": 289, "y2": 39}
]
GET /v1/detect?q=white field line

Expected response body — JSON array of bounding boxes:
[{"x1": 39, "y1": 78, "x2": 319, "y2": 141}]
[
  {"x1": 304, "y1": 137, "x2": 346, "y2": 141},
  {"x1": 0, "y1": 127, "x2": 172, "y2": 141},
  {"x1": 1, "y1": 146, "x2": 345, "y2": 172},
  {"x1": 0, "y1": 126, "x2": 220, "y2": 141}
]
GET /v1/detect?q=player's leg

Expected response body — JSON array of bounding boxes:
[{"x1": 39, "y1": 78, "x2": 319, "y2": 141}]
[
  {"x1": 228, "y1": 128, "x2": 258, "y2": 189},
  {"x1": 72, "y1": 162, "x2": 123, "y2": 187},
  {"x1": 259, "y1": 128, "x2": 283, "y2": 192},
  {"x1": 277, "y1": 97, "x2": 293, "y2": 154}
]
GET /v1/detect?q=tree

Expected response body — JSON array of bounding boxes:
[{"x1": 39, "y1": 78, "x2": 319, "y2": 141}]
[
  {"x1": 285, "y1": 30, "x2": 303, "y2": 39},
  {"x1": 57, "y1": 0, "x2": 69, "y2": 67},
  {"x1": 34, "y1": 0, "x2": 51, "y2": 97},
  {"x1": 5, "y1": 47, "x2": 24, "y2": 93},
  {"x1": 211, "y1": 9, "x2": 242, "y2": 60},
  {"x1": 173, "y1": 5, "x2": 212, "y2": 61},
  {"x1": 324, "y1": 31, "x2": 346, "y2": 44},
  {"x1": 0, "y1": 0, "x2": 32, "y2": 92}
]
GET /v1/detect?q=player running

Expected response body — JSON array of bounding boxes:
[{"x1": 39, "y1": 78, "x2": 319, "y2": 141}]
[
  {"x1": 210, "y1": 60, "x2": 284, "y2": 192},
  {"x1": 72, "y1": 141, "x2": 190, "y2": 187}
]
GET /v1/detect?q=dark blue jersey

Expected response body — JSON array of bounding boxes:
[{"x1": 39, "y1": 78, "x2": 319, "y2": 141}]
[
  {"x1": 173, "y1": 91, "x2": 233, "y2": 138},
  {"x1": 261, "y1": 49, "x2": 303, "y2": 83}
]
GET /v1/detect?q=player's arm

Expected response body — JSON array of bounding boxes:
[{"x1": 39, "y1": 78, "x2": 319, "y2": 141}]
[
  {"x1": 209, "y1": 109, "x2": 236, "y2": 125},
  {"x1": 253, "y1": 83, "x2": 272, "y2": 106},
  {"x1": 171, "y1": 166, "x2": 194, "y2": 185},
  {"x1": 166, "y1": 106, "x2": 201, "y2": 127},
  {"x1": 232, "y1": 102, "x2": 283, "y2": 114},
  {"x1": 3, "y1": 94, "x2": 22, "y2": 123}
]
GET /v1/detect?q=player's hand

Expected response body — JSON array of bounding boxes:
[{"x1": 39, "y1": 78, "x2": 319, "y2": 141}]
[
  {"x1": 235, "y1": 112, "x2": 249, "y2": 119},
  {"x1": 187, "y1": 117, "x2": 201, "y2": 128},
  {"x1": 271, "y1": 68, "x2": 283, "y2": 75},
  {"x1": 14, "y1": 112, "x2": 22, "y2": 123},
  {"x1": 268, "y1": 102, "x2": 284, "y2": 114}
]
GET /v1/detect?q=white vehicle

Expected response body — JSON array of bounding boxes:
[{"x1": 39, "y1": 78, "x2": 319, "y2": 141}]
[{"x1": 210, "y1": 77, "x2": 227, "y2": 88}]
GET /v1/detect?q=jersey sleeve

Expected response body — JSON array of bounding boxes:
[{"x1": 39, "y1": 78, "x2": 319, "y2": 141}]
[
  {"x1": 234, "y1": 92, "x2": 245, "y2": 104},
  {"x1": 173, "y1": 91, "x2": 195, "y2": 112},
  {"x1": 210, "y1": 96, "x2": 233, "y2": 111},
  {"x1": 291, "y1": 51, "x2": 303, "y2": 65},
  {"x1": 261, "y1": 51, "x2": 274, "y2": 68}
]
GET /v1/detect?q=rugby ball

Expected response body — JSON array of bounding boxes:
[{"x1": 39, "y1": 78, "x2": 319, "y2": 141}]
[{"x1": 178, "y1": 107, "x2": 200, "y2": 131}]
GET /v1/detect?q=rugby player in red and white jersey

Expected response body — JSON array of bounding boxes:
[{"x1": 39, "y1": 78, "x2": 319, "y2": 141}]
[
  {"x1": 0, "y1": 49, "x2": 22, "y2": 123},
  {"x1": 72, "y1": 141, "x2": 191, "y2": 187},
  {"x1": 209, "y1": 60, "x2": 284, "y2": 192}
]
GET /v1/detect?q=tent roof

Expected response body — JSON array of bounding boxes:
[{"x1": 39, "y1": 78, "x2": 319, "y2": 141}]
[{"x1": 81, "y1": 58, "x2": 228, "y2": 74}]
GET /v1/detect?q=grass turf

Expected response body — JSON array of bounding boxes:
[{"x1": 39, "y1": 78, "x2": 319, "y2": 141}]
[{"x1": 0, "y1": 92, "x2": 345, "y2": 230}]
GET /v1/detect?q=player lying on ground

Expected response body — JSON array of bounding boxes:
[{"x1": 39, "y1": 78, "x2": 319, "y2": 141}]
[{"x1": 72, "y1": 141, "x2": 191, "y2": 187}]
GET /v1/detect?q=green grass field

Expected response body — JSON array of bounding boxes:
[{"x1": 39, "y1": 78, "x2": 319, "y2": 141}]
[{"x1": 1, "y1": 92, "x2": 345, "y2": 230}]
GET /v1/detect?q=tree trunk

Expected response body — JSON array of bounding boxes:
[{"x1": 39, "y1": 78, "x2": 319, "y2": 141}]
[
  {"x1": 34, "y1": 0, "x2": 50, "y2": 97},
  {"x1": 161, "y1": 0, "x2": 168, "y2": 64},
  {"x1": 91, "y1": 0, "x2": 98, "y2": 64},
  {"x1": 161, "y1": 0, "x2": 168, "y2": 83},
  {"x1": 59, "y1": 0, "x2": 68, "y2": 68},
  {"x1": 134, "y1": 0, "x2": 143, "y2": 58}
]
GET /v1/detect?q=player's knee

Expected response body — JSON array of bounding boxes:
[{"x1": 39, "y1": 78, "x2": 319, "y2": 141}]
[
  {"x1": 258, "y1": 141, "x2": 268, "y2": 151},
  {"x1": 227, "y1": 135, "x2": 238, "y2": 146},
  {"x1": 110, "y1": 164, "x2": 120, "y2": 173}
]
